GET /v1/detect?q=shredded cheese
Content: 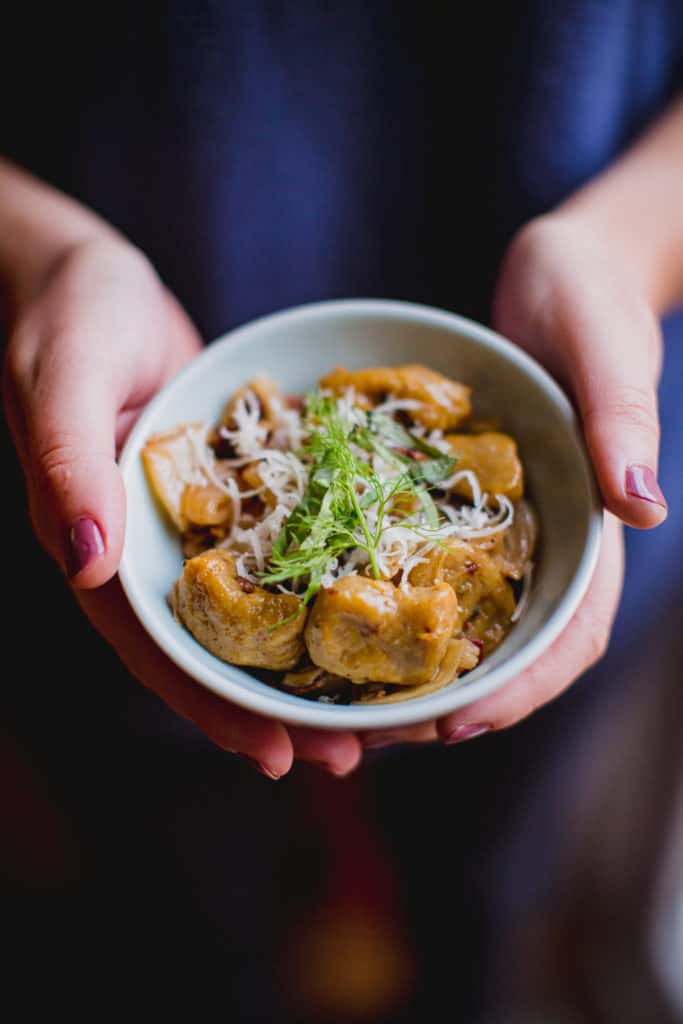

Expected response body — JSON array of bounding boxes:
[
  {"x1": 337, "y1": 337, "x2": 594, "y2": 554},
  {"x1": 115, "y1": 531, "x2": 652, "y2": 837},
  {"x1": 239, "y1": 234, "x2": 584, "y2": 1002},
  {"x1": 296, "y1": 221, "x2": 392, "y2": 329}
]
[
  {"x1": 162, "y1": 381, "x2": 518, "y2": 589},
  {"x1": 373, "y1": 397, "x2": 422, "y2": 415},
  {"x1": 219, "y1": 390, "x2": 268, "y2": 456}
]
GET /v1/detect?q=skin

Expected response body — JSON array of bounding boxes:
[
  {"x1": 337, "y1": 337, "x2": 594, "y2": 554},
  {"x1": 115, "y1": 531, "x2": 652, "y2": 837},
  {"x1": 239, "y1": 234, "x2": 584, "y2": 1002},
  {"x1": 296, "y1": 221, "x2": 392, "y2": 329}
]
[
  {"x1": 2, "y1": 95, "x2": 683, "y2": 772},
  {"x1": 367, "y1": 96, "x2": 683, "y2": 747},
  {"x1": 0, "y1": 163, "x2": 361, "y2": 779}
]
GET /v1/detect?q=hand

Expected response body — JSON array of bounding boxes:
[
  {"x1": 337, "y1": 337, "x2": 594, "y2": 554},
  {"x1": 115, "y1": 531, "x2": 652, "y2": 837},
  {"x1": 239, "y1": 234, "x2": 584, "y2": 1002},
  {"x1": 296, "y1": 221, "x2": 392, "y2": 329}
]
[
  {"x1": 3, "y1": 236, "x2": 361, "y2": 777},
  {"x1": 437, "y1": 213, "x2": 664, "y2": 741},
  {"x1": 365, "y1": 212, "x2": 664, "y2": 749}
]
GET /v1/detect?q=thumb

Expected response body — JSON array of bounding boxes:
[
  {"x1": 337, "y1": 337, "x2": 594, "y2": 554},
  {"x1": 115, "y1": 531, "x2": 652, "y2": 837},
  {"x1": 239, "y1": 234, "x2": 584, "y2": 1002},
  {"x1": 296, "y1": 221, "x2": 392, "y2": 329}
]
[
  {"x1": 560, "y1": 303, "x2": 667, "y2": 530},
  {"x1": 4, "y1": 335, "x2": 126, "y2": 589},
  {"x1": 494, "y1": 219, "x2": 668, "y2": 531}
]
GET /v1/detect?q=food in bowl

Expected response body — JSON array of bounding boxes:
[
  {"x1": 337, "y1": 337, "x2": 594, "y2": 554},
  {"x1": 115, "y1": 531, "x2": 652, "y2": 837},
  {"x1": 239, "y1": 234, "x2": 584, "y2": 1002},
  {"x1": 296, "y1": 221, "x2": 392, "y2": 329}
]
[{"x1": 142, "y1": 364, "x2": 537, "y2": 704}]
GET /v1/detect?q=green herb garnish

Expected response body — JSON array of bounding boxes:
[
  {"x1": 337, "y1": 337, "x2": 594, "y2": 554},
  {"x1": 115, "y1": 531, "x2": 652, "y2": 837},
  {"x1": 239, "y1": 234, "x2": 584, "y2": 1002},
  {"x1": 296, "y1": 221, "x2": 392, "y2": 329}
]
[{"x1": 259, "y1": 391, "x2": 456, "y2": 609}]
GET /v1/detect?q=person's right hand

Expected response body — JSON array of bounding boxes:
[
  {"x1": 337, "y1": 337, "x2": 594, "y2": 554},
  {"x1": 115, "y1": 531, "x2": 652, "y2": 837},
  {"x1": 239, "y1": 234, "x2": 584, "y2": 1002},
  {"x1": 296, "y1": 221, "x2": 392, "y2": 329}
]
[{"x1": 3, "y1": 236, "x2": 362, "y2": 778}]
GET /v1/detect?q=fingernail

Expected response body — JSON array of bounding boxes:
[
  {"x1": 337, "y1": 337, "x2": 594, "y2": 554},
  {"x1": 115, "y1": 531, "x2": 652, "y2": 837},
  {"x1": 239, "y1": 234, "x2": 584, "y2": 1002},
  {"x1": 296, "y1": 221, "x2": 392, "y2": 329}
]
[
  {"x1": 625, "y1": 465, "x2": 667, "y2": 509},
  {"x1": 67, "y1": 517, "x2": 105, "y2": 576},
  {"x1": 239, "y1": 755, "x2": 282, "y2": 780},
  {"x1": 444, "y1": 723, "x2": 491, "y2": 745},
  {"x1": 311, "y1": 760, "x2": 353, "y2": 777},
  {"x1": 363, "y1": 732, "x2": 403, "y2": 750}
]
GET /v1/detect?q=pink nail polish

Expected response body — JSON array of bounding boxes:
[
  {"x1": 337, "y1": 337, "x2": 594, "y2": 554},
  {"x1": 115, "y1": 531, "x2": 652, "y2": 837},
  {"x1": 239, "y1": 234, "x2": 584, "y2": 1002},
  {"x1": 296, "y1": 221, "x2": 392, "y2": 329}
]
[
  {"x1": 444, "y1": 723, "x2": 491, "y2": 745},
  {"x1": 68, "y1": 517, "x2": 105, "y2": 576},
  {"x1": 239, "y1": 755, "x2": 282, "y2": 780},
  {"x1": 625, "y1": 465, "x2": 667, "y2": 508}
]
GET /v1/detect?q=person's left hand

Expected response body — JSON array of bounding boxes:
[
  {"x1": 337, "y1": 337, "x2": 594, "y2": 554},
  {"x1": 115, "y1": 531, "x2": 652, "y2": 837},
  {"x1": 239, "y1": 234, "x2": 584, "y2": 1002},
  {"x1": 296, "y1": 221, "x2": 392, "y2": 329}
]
[{"x1": 364, "y1": 213, "x2": 665, "y2": 751}]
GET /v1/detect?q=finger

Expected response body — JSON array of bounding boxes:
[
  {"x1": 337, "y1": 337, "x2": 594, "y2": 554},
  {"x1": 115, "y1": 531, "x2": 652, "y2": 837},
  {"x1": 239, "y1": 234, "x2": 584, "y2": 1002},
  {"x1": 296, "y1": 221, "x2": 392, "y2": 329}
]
[
  {"x1": 289, "y1": 726, "x2": 363, "y2": 776},
  {"x1": 3, "y1": 246, "x2": 202, "y2": 589},
  {"x1": 76, "y1": 579, "x2": 294, "y2": 777},
  {"x1": 114, "y1": 290, "x2": 203, "y2": 453},
  {"x1": 562, "y1": 299, "x2": 667, "y2": 530},
  {"x1": 362, "y1": 721, "x2": 439, "y2": 751},
  {"x1": 4, "y1": 330, "x2": 126, "y2": 589},
  {"x1": 437, "y1": 513, "x2": 623, "y2": 740},
  {"x1": 494, "y1": 221, "x2": 667, "y2": 531}
]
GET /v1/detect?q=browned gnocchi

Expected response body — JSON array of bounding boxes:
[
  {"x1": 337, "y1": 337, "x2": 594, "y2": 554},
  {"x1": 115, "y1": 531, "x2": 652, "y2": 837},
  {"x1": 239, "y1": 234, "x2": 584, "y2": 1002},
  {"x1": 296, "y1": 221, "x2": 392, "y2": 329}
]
[{"x1": 143, "y1": 365, "x2": 536, "y2": 704}]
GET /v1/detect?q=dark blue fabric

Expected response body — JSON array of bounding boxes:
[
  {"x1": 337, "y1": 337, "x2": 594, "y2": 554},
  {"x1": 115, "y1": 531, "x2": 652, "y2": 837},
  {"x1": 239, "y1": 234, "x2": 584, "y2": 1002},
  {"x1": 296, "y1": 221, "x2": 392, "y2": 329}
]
[
  {"x1": 4, "y1": 7, "x2": 683, "y2": 1016},
  {"x1": 4, "y1": 2, "x2": 683, "y2": 645},
  {"x1": 4, "y1": 2, "x2": 683, "y2": 330}
]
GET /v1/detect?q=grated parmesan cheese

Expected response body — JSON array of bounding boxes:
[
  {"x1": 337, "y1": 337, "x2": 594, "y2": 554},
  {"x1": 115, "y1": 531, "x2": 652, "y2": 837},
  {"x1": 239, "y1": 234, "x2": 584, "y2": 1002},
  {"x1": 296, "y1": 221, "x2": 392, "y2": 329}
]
[
  {"x1": 219, "y1": 390, "x2": 268, "y2": 457},
  {"x1": 373, "y1": 397, "x2": 422, "y2": 415},
  {"x1": 162, "y1": 383, "x2": 517, "y2": 589}
]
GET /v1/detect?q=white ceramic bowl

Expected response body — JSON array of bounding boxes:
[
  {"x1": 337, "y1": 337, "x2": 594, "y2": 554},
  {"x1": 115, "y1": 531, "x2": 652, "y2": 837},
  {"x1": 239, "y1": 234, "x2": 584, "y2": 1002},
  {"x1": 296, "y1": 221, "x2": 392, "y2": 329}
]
[{"x1": 119, "y1": 299, "x2": 602, "y2": 730}]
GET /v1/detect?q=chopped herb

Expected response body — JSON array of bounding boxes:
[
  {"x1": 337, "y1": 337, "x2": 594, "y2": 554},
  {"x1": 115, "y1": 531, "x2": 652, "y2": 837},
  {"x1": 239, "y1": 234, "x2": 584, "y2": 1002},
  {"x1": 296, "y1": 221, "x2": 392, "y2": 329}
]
[
  {"x1": 364, "y1": 411, "x2": 447, "y2": 459},
  {"x1": 259, "y1": 391, "x2": 456, "y2": 607}
]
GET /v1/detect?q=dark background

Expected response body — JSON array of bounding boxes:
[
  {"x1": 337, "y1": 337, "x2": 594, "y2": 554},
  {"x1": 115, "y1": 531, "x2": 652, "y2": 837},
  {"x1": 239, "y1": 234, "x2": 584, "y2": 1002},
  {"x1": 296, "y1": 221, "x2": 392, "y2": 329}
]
[{"x1": 3, "y1": 3, "x2": 683, "y2": 1019}]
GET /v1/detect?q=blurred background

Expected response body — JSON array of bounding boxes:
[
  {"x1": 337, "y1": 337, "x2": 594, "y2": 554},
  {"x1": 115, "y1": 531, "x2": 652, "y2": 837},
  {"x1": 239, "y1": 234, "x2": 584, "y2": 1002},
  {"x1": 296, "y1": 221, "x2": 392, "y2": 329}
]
[
  {"x1": 2, "y1": 402, "x2": 682, "y2": 1020},
  {"x1": 2, "y1": 3, "x2": 683, "y2": 1020}
]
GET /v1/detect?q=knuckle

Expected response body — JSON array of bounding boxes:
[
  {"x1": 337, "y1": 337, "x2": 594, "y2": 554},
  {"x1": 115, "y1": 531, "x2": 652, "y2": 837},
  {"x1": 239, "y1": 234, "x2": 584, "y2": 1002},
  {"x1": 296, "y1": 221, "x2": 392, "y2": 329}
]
[
  {"x1": 35, "y1": 433, "x2": 81, "y2": 495},
  {"x1": 587, "y1": 386, "x2": 659, "y2": 438},
  {"x1": 508, "y1": 215, "x2": 556, "y2": 259}
]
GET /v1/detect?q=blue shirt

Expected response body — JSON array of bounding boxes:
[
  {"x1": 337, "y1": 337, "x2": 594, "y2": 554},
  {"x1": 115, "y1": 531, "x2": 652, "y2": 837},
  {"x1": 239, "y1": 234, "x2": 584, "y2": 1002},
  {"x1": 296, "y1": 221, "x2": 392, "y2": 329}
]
[{"x1": 4, "y1": 0, "x2": 683, "y2": 644}]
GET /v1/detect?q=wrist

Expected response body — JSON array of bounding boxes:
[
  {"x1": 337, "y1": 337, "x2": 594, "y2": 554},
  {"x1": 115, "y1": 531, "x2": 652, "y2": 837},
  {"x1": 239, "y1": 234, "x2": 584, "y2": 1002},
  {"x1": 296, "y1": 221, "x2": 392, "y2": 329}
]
[{"x1": 553, "y1": 94, "x2": 683, "y2": 316}]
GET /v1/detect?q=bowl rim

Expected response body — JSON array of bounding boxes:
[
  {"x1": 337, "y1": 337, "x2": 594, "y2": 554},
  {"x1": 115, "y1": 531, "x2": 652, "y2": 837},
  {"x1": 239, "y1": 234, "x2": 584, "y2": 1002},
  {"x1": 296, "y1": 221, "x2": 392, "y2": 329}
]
[{"x1": 119, "y1": 298, "x2": 603, "y2": 730}]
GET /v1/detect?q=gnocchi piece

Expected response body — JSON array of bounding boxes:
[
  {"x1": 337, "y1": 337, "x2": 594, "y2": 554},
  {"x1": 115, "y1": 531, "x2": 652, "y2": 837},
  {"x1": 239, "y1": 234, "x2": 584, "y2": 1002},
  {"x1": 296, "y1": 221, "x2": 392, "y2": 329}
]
[
  {"x1": 319, "y1": 364, "x2": 471, "y2": 431},
  {"x1": 409, "y1": 539, "x2": 515, "y2": 624},
  {"x1": 351, "y1": 636, "x2": 480, "y2": 704},
  {"x1": 304, "y1": 575, "x2": 458, "y2": 685},
  {"x1": 220, "y1": 375, "x2": 284, "y2": 431},
  {"x1": 142, "y1": 424, "x2": 212, "y2": 531},
  {"x1": 444, "y1": 432, "x2": 524, "y2": 500},
  {"x1": 180, "y1": 483, "x2": 232, "y2": 527},
  {"x1": 170, "y1": 549, "x2": 306, "y2": 670}
]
